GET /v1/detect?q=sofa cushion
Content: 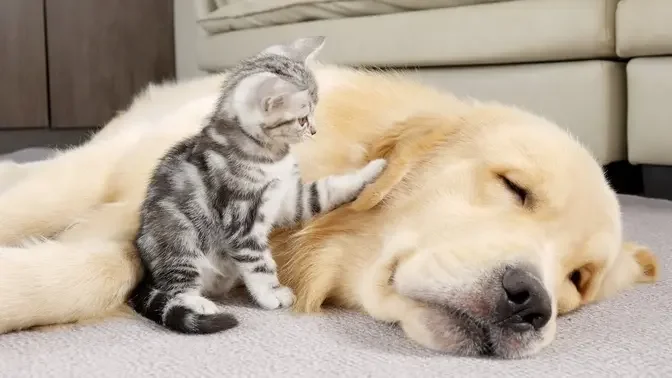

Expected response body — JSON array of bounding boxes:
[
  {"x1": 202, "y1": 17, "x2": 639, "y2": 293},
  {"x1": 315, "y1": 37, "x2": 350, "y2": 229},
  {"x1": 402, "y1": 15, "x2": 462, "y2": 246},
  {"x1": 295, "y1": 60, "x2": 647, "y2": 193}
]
[
  {"x1": 405, "y1": 60, "x2": 626, "y2": 164},
  {"x1": 626, "y1": 57, "x2": 672, "y2": 165},
  {"x1": 197, "y1": 0, "x2": 511, "y2": 34},
  {"x1": 197, "y1": 0, "x2": 619, "y2": 70},
  {"x1": 616, "y1": 0, "x2": 672, "y2": 58}
]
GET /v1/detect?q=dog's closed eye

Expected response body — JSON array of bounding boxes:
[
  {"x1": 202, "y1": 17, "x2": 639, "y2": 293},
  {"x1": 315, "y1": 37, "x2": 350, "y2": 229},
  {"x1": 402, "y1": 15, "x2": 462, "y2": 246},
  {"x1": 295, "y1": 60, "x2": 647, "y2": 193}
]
[{"x1": 498, "y1": 174, "x2": 529, "y2": 205}]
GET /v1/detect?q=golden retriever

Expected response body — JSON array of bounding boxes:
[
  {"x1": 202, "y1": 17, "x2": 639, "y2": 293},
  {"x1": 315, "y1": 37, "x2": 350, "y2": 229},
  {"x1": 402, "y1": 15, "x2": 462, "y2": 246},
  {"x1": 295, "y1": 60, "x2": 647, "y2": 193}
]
[{"x1": 0, "y1": 63, "x2": 658, "y2": 359}]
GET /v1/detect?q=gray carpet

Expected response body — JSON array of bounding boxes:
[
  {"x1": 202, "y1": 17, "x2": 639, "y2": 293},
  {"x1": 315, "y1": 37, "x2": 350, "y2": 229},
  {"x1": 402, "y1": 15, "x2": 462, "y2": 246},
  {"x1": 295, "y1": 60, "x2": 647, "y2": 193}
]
[
  {"x1": 0, "y1": 151, "x2": 671, "y2": 377},
  {"x1": 0, "y1": 147, "x2": 55, "y2": 163}
]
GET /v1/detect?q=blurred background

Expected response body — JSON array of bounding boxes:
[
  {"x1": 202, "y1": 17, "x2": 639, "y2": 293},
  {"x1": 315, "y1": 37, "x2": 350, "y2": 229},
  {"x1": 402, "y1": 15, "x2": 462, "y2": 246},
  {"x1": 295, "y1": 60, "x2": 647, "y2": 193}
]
[{"x1": 1, "y1": 0, "x2": 671, "y2": 198}]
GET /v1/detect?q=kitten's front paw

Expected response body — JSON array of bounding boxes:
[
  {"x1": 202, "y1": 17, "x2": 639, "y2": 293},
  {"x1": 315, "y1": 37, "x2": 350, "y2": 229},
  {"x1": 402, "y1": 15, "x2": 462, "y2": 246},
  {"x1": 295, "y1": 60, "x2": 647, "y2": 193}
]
[
  {"x1": 360, "y1": 158, "x2": 387, "y2": 184},
  {"x1": 349, "y1": 159, "x2": 389, "y2": 212},
  {"x1": 253, "y1": 285, "x2": 295, "y2": 310}
]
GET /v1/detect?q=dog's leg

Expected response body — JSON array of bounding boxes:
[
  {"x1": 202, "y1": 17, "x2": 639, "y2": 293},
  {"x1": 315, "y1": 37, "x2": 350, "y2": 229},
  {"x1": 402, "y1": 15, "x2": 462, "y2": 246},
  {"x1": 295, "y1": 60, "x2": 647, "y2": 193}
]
[
  {"x1": 0, "y1": 161, "x2": 21, "y2": 192},
  {"x1": 0, "y1": 147, "x2": 112, "y2": 245},
  {"x1": 0, "y1": 160, "x2": 50, "y2": 194},
  {"x1": 0, "y1": 202, "x2": 143, "y2": 334},
  {"x1": 0, "y1": 238, "x2": 141, "y2": 334}
]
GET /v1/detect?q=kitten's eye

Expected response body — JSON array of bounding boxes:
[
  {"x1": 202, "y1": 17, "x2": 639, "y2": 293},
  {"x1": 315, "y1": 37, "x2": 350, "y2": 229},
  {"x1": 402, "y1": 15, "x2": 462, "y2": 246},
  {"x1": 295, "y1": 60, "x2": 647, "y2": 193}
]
[
  {"x1": 298, "y1": 117, "x2": 308, "y2": 126},
  {"x1": 498, "y1": 174, "x2": 528, "y2": 205}
]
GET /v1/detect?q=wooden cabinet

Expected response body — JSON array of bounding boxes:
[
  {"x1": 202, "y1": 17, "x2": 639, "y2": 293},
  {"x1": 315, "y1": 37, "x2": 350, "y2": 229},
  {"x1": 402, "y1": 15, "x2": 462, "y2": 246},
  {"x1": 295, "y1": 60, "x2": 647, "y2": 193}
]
[
  {"x1": 0, "y1": 0, "x2": 175, "y2": 136},
  {"x1": 45, "y1": 0, "x2": 175, "y2": 128},
  {"x1": 0, "y1": 0, "x2": 49, "y2": 129}
]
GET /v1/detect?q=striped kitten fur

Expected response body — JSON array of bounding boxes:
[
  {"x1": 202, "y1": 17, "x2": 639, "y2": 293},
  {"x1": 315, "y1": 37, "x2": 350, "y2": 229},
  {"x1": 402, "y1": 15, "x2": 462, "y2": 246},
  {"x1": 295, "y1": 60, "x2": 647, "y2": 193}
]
[{"x1": 128, "y1": 36, "x2": 387, "y2": 334}]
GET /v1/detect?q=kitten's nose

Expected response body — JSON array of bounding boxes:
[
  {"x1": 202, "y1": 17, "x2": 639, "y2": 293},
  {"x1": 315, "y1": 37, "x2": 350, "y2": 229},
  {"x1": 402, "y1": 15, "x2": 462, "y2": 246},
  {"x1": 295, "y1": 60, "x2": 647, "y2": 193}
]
[{"x1": 309, "y1": 126, "x2": 317, "y2": 135}]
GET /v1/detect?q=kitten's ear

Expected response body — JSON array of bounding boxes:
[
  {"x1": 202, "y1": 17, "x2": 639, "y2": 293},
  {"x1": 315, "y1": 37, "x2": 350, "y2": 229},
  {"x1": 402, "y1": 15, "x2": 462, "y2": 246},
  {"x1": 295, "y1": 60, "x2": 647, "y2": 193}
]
[
  {"x1": 255, "y1": 76, "x2": 304, "y2": 114},
  {"x1": 262, "y1": 90, "x2": 309, "y2": 114},
  {"x1": 290, "y1": 36, "x2": 326, "y2": 63},
  {"x1": 261, "y1": 36, "x2": 326, "y2": 63},
  {"x1": 261, "y1": 94, "x2": 286, "y2": 113}
]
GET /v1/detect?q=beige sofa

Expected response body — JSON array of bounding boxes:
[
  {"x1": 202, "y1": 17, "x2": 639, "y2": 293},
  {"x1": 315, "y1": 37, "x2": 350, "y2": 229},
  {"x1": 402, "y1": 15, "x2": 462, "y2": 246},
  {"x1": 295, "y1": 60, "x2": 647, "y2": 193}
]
[
  {"x1": 184, "y1": 0, "x2": 672, "y2": 199},
  {"x1": 616, "y1": 0, "x2": 672, "y2": 198}
]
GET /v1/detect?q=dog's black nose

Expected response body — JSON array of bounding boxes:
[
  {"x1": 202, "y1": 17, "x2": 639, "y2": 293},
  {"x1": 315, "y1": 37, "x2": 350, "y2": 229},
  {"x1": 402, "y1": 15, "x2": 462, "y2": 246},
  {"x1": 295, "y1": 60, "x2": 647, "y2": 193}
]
[{"x1": 497, "y1": 267, "x2": 552, "y2": 332}]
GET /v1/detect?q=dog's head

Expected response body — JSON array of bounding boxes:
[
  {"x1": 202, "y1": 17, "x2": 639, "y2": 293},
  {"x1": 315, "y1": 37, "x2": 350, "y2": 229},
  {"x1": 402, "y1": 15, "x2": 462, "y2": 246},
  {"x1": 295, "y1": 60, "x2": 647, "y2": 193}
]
[
  {"x1": 279, "y1": 69, "x2": 659, "y2": 359},
  {"x1": 347, "y1": 104, "x2": 659, "y2": 358}
]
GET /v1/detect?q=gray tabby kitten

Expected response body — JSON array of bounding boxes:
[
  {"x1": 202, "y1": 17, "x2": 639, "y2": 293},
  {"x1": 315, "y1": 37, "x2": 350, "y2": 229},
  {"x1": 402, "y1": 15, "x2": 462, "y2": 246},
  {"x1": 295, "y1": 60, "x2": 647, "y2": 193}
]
[{"x1": 129, "y1": 36, "x2": 387, "y2": 334}]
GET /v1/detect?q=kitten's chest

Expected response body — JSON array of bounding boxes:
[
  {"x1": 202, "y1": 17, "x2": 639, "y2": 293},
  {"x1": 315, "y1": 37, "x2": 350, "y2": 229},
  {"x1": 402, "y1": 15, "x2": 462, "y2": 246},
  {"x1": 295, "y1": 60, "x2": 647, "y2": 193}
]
[{"x1": 259, "y1": 155, "x2": 297, "y2": 184}]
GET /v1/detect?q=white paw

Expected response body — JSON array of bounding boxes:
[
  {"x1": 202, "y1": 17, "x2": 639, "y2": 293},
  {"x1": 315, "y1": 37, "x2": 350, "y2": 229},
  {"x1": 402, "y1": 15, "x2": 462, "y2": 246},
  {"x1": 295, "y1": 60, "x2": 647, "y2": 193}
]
[
  {"x1": 273, "y1": 286, "x2": 295, "y2": 307},
  {"x1": 179, "y1": 294, "x2": 220, "y2": 315},
  {"x1": 360, "y1": 158, "x2": 387, "y2": 183},
  {"x1": 253, "y1": 285, "x2": 295, "y2": 310}
]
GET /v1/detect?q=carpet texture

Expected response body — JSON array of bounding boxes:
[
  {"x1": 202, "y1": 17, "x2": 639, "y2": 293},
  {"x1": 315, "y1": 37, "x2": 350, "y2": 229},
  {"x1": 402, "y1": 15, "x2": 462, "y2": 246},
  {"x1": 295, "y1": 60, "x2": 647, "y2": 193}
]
[{"x1": 0, "y1": 151, "x2": 670, "y2": 377}]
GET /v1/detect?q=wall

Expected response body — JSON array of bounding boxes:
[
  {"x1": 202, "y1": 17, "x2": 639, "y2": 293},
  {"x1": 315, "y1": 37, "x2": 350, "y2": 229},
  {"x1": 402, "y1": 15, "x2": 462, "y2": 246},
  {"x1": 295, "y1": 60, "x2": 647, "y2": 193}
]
[{"x1": 173, "y1": 0, "x2": 209, "y2": 80}]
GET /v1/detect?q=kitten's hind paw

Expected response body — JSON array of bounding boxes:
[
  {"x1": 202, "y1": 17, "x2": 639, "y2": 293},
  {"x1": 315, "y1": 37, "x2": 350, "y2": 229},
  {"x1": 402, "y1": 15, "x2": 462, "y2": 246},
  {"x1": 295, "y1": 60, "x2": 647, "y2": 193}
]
[
  {"x1": 253, "y1": 285, "x2": 296, "y2": 310},
  {"x1": 179, "y1": 294, "x2": 220, "y2": 315}
]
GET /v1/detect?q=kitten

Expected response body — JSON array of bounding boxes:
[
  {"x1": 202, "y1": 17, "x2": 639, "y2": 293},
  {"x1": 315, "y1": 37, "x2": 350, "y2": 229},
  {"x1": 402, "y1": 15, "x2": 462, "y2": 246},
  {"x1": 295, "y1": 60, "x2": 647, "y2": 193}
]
[{"x1": 128, "y1": 36, "x2": 387, "y2": 334}]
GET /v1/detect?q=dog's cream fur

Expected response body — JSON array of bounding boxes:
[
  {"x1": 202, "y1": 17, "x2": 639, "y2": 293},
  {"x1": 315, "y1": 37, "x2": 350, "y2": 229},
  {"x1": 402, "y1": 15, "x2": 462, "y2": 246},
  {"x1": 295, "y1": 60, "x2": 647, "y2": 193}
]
[{"x1": 0, "y1": 64, "x2": 658, "y2": 357}]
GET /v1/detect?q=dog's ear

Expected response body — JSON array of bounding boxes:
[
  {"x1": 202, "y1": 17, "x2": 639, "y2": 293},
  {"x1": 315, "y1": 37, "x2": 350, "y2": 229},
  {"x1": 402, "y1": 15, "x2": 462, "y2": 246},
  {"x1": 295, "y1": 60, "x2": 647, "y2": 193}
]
[
  {"x1": 350, "y1": 115, "x2": 452, "y2": 211},
  {"x1": 591, "y1": 241, "x2": 660, "y2": 304},
  {"x1": 626, "y1": 242, "x2": 659, "y2": 283}
]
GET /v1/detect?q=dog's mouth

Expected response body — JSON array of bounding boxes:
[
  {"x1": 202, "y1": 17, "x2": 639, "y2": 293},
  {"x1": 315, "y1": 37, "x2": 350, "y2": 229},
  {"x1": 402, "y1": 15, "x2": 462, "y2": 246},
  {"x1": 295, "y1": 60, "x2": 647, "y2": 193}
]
[
  {"x1": 419, "y1": 299, "x2": 545, "y2": 359},
  {"x1": 425, "y1": 304, "x2": 496, "y2": 356},
  {"x1": 392, "y1": 264, "x2": 551, "y2": 358}
]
